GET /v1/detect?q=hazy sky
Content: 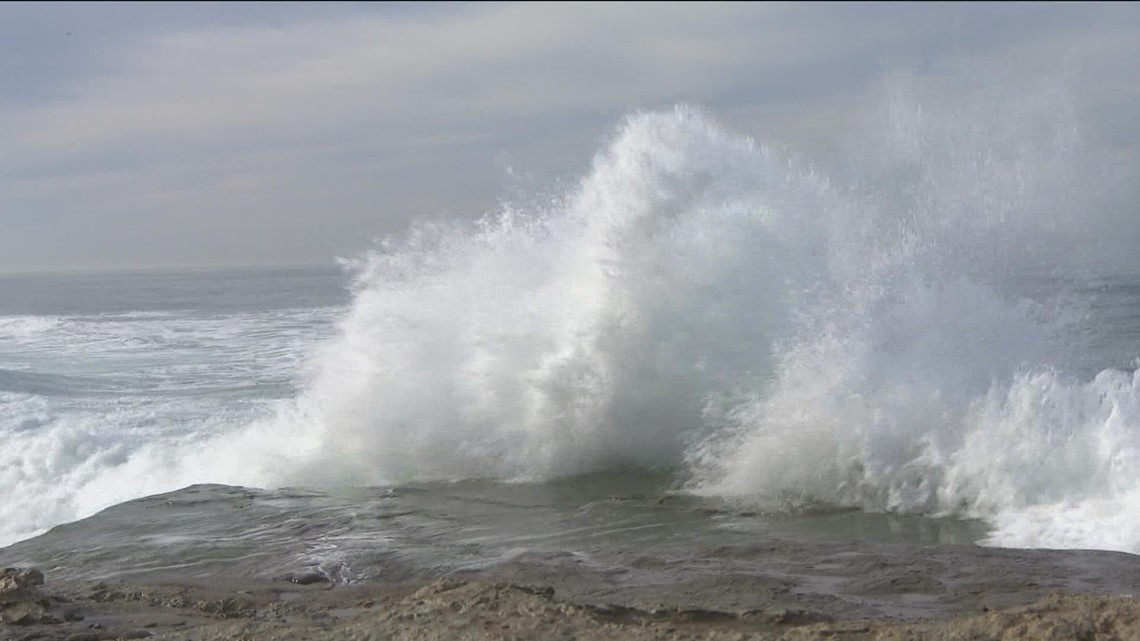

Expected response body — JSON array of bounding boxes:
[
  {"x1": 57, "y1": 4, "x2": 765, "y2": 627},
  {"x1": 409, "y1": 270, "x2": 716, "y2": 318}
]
[{"x1": 2, "y1": 2, "x2": 1139, "y2": 273}]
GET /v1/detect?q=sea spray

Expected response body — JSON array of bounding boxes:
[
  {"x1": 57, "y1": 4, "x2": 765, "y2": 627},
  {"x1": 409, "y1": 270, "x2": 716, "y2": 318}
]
[
  {"x1": 685, "y1": 68, "x2": 1140, "y2": 550},
  {"x1": 286, "y1": 106, "x2": 833, "y2": 485},
  {"x1": 281, "y1": 67, "x2": 1140, "y2": 551}
]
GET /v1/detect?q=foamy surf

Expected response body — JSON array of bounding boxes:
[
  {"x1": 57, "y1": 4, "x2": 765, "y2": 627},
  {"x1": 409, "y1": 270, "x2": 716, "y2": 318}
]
[{"x1": 0, "y1": 270, "x2": 347, "y2": 547}]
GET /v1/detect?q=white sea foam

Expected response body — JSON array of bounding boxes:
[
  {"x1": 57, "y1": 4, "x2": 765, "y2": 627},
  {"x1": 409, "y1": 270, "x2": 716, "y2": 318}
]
[
  {"x1": 278, "y1": 105, "x2": 833, "y2": 486},
  {"x1": 0, "y1": 316, "x2": 63, "y2": 340},
  {"x1": 680, "y1": 69, "x2": 1140, "y2": 551},
  {"x1": 0, "y1": 307, "x2": 338, "y2": 547}
]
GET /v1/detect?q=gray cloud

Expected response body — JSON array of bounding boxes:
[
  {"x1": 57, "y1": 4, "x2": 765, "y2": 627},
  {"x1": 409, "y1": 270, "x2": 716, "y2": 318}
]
[{"x1": 1, "y1": 2, "x2": 1138, "y2": 272}]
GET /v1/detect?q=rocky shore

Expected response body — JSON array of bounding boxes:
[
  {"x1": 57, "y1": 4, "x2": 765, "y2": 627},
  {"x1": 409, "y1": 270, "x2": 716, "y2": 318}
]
[{"x1": 5, "y1": 541, "x2": 1140, "y2": 641}]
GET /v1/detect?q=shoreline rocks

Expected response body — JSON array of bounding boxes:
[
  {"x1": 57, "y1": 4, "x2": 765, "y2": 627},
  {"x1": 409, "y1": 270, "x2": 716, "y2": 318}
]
[{"x1": 1, "y1": 566, "x2": 82, "y2": 626}]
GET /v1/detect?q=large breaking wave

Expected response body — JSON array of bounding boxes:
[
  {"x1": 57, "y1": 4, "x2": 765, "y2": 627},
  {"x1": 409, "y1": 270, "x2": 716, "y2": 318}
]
[
  {"x1": 5, "y1": 65, "x2": 1140, "y2": 553},
  {"x1": 282, "y1": 67, "x2": 1140, "y2": 551}
]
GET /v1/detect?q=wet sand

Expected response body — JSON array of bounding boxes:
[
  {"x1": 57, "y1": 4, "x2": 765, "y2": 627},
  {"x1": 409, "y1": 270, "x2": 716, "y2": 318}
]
[{"x1": 5, "y1": 537, "x2": 1140, "y2": 640}]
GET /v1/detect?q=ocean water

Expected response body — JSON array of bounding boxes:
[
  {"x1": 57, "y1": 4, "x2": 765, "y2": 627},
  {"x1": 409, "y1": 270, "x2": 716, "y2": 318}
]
[
  {"x1": 0, "y1": 267, "x2": 349, "y2": 547},
  {"x1": 4, "y1": 69, "x2": 1140, "y2": 582}
]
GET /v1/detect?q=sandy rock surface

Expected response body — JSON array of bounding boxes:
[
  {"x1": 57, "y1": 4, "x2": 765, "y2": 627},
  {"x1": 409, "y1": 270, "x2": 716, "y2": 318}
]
[{"x1": 2, "y1": 567, "x2": 1139, "y2": 641}]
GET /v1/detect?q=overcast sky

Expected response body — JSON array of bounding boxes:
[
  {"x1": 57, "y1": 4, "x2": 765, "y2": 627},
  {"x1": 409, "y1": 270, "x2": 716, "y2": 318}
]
[{"x1": 1, "y1": 2, "x2": 1138, "y2": 274}]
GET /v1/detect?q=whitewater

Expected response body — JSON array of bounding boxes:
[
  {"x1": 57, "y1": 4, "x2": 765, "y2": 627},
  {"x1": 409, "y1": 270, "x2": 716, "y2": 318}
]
[{"x1": 3, "y1": 68, "x2": 1140, "y2": 555}]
